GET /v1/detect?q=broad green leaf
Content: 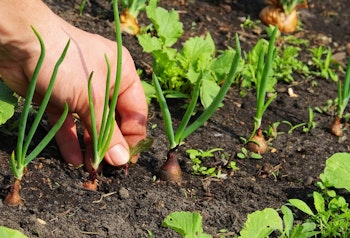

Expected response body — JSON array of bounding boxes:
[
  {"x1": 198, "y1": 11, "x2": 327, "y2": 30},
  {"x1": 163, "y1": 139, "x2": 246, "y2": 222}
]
[
  {"x1": 0, "y1": 226, "x2": 28, "y2": 238},
  {"x1": 146, "y1": 0, "x2": 183, "y2": 47},
  {"x1": 210, "y1": 48, "x2": 236, "y2": 80},
  {"x1": 141, "y1": 80, "x2": 156, "y2": 104},
  {"x1": 180, "y1": 33, "x2": 215, "y2": 70},
  {"x1": 137, "y1": 34, "x2": 163, "y2": 52},
  {"x1": 200, "y1": 79, "x2": 220, "y2": 109},
  {"x1": 200, "y1": 79, "x2": 222, "y2": 109},
  {"x1": 239, "y1": 208, "x2": 283, "y2": 238},
  {"x1": 288, "y1": 199, "x2": 315, "y2": 216},
  {"x1": 162, "y1": 211, "x2": 212, "y2": 238},
  {"x1": 0, "y1": 81, "x2": 18, "y2": 125},
  {"x1": 319, "y1": 152, "x2": 350, "y2": 192}
]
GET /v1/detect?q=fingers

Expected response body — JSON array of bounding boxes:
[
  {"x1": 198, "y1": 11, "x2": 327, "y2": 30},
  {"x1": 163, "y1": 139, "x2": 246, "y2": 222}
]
[
  {"x1": 81, "y1": 48, "x2": 147, "y2": 168},
  {"x1": 108, "y1": 49, "x2": 148, "y2": 163},
  {"x1": 47, "y1": 112, "x2": 84, "y2": 167}
]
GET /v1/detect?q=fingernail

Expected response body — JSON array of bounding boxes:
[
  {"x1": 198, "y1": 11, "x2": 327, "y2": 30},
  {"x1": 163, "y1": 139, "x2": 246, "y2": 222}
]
[{"x1": 107, "y1": 144, "x2": 130, "y2": 166}]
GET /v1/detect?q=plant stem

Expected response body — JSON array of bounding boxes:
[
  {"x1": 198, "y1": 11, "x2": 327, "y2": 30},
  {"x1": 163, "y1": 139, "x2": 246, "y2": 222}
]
[
  {"x1": 180, "y1": 34, "x2": 241, "y2": 141},
  {"x1": 249, "y1": 27, "x2": 278, "y2": 140},
  {"x1": 153, "y1": 73, "x2": 177, "y2": 149},
  {"x1": 16, "y1": 27, "x2": 46, "y2": 167}
]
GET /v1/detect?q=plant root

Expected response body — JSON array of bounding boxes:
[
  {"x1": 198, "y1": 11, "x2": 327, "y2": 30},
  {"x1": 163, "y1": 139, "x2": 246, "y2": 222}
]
[
  {"x1": 330, "y1": 116, "x2": 343, "y2": 137},
  {"x1": 83, "y1": 170, "x2": 98, "y2": 191},
  {"x1": 247, "y1": 129, "x2": 268, "y2": 154},
  {"x1": 5, "y1": 179, "x2": 24, "y2": 206},
  {"x1": 158, "y1": 148, "x2": 182, "y2": 183}
]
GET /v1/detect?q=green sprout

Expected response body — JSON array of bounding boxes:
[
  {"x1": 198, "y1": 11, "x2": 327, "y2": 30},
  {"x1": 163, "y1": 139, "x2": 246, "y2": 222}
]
[
  {"x1": 282, "y1": 106, "x2": 316, "y2": 133},
  {"x1": 5, "y1": 27, "x2": 69, "y2": 206},
  {"x1": 280, "y1": 0, "x2": 306, "y2": 14},
  {"x1": 330, "y1": 58, "x2": 350, "y2": 137},
  {"x1": 83, "y1": 0, "x2": 123, "y2": 190},
  {"x1": 246, "y1": 27, "x2": 278, "y2": 155},
  {"x1": 154, "y1": 34, "x2": 241, "y2": 183}
]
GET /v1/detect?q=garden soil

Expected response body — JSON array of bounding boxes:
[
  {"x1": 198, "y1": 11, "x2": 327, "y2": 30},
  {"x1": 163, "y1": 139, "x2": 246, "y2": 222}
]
[{"x1": 1, "y1": 0, "x2": 350, "y2": 237}]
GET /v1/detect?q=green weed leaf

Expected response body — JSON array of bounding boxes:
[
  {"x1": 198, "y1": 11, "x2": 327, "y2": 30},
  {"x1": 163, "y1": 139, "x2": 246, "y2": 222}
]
[
  {"x1": 162, "y1": 211, "x2": 212, "y2": 238},
  {"x1": 146, "y1": 0, "x2": 183, "y2": 47},
  {"x1": 137, "y1": 34, "x2": 163, "y2": 52},
  {"x1": 240, "y1": 208, "x2": 283, "y2": 238},
  {"x1": 0, "y1": 82, "x2": 17, "y2": 125},
  {"x1": 313, "y1": 191, "x2": 325, "y2": 213},
  {"x1": 320, "y1": 152, "x2": 350, "y2": 191},
  {"x1": 288, "y1": 199, "x2": 315, "y2": 216},
  {"x1": 200, "y1": 79, "x2": 220, "y2": 109}
]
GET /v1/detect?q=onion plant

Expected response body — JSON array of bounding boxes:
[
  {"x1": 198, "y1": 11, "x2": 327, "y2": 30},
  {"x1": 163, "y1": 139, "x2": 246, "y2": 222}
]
[
  {"x1": 5, "y1": 27, "x2": 69, "y2": 206},
  {"x1": 83, "y1": 0, "x2": 124, "y2": 190},
  {"x1": 330, "y1": 58, "x2": 350, "y2": 137},
  {"x1": 246, "y1": 27, "x2": 278, "y2": 155},
  {"x1": 153, "y1": 35, "x2": 241, "y2": 183}
]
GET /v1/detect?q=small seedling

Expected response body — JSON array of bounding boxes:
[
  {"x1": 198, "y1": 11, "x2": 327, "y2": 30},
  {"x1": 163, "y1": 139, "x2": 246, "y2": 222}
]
[
  {"x1": 186, "y1": 148, "x2": 223, "y2": 178},
  {"x1": 282, "y1": 106, "x2": 316, "y2": 133},
  {"x1": 330, "y1": 58, "x2": 350, "y2": 136},
  {"x1": 138, "y1": 0, "x2": 240, "y2": 109},
  {"x1": 5, "y1": 27, "x2": 69, "y2": 206},
  {"x1": 246, "y1": 27, "x2": 278, "y2": 155},
  {"x1": 309, "y1": 46, "x2": 339, "y2": 81},
  {"x1": 153, "y1": 35, "x2": 241, "y2": 183},
  {"x1": 237, "y1": 147, "x2": 262, "y2": 160}
]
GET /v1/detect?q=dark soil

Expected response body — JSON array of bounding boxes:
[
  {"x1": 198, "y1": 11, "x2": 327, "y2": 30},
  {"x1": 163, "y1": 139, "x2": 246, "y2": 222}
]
[{"x1": 1, "y1": 0, "x2": 350, "y2": 237}]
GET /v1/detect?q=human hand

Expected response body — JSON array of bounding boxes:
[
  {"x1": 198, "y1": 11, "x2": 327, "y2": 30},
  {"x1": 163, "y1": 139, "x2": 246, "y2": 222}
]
[{"x1": 0, "y1": 1, "x2": 147, "y2": 169}]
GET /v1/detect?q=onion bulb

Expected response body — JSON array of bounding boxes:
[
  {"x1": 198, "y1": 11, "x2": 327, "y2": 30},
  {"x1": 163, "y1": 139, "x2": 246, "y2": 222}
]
[
  {"x1": 120, "y1": 10, "x2": 139, "y2": 35},
  {"x1": 259, "y1": 0, "x2": 307, "y2": 33},
  {"x1": 247, "y1": 129, "x2": 268, "y2": 154}
]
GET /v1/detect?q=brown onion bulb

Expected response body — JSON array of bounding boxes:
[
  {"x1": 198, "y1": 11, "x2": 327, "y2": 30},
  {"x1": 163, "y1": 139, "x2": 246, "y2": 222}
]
[
  {"x1": 247, "y1": 129, "x2": 268, "y2": 154},
  {"x1": 259, "y1": 5, "x2": 298, "y2": 33}
]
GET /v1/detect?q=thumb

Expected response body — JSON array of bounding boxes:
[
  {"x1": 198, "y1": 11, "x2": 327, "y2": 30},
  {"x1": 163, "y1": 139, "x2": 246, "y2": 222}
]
[{"x1": 81, "y1": 105, "x2": 131, "y2": 169}]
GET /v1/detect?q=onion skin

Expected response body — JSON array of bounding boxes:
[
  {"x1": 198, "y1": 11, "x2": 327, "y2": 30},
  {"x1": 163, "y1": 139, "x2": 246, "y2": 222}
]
[
  {"x1": 83, "y1": 170, "x2": 98, "y2": 191},
  {"x1": 120, "y1": 10, "x2": 139, "y2": 35},
  {"x1": 259, "y1": 5, "x2": 298, "y2": 33},
  {"x1": 330, "y1": 117, "x2": 343, "y2": 137},
  {"x1": 5, "y1": 179, "x2": 24, "y2": 206},
  {"x1": 83, "y1": 180, "x2": 98, "y2": 191},
  {"x1": 158, "y1": 148, "x2": 182, "y2": 183},
  {"x1": 247, "y1": 129, "x2": 268, "y2": 154}
]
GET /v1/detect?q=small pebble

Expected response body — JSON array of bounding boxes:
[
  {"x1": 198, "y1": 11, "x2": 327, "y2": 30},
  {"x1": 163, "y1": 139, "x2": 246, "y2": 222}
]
[
  {"x1": 304, "y1": 176, "x2": 314, "y2": 186},
  {"x1": 119, "y1": 187, "x2": 129, "y2": 199}
]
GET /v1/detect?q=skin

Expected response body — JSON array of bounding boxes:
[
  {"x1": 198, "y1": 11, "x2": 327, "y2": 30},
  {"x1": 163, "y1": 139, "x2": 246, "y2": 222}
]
[{"x1": 0, "y1": 0, "x2": 147, "y2": 169}]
